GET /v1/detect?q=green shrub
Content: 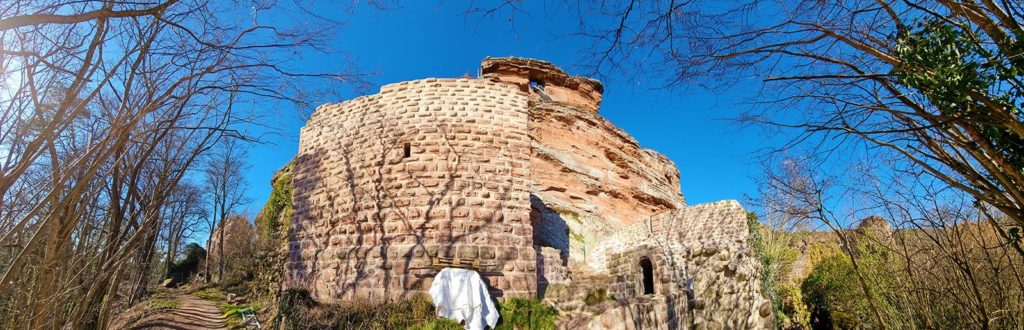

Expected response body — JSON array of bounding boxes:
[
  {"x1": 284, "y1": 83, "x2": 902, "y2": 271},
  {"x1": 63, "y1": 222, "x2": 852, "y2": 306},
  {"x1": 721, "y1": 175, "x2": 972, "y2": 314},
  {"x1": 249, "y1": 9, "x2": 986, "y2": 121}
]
[
  {"x1": 777, "y1": 284, "x2": 810, "y2": 329},
  {"x1": 255, "y1": 163, "x2": 293, "y2": 241},
  {"x1": 747, "y1": 212, "x2": 790, "y2": 329},
  {"x1": 801, "y1": 254, "x2": 867, "y2": 329},
  {"x1": 495, "y1": 298, "x2": 558, "y2": 330},
  {"x1": 166, "y1": 243, "x2": 206, "y2": 284}
]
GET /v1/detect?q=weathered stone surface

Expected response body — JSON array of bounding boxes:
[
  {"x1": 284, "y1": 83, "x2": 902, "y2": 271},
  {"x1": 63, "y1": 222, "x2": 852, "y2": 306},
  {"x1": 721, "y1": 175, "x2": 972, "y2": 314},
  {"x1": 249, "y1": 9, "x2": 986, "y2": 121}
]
[
  {"x1": 287, "y1": 77, "x2": 536, "y2": 301},
  {"x1": 485, "y1": 57, "x2": 686, "y2": 264},
  {"x1": 481, "y1": 57, "x2": 603, "y2": 112},
  {"x1": 529, "y1": 100, "x2": 686, "y2": 263},
  {"x1": 557, "y1": 292, "x2": 689, "y2": 330},
  {"x1": 598, "y1": 201, "x2": 772, "y2": 329},
  {"x1": 287, "y1": 57, "x2": 770, "y2": 329},
  {"x1": 537, "y1": 246, "x2": 569, "y2": 289}
]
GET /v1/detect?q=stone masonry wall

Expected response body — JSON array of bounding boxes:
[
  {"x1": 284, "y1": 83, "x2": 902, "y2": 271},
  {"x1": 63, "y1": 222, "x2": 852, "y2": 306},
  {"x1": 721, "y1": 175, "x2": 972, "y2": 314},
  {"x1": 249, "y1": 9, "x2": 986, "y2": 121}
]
[
  {"x1": 288, "y1": 78, "x2": 537, "y2": 302},
  {"x1": 605, "y1": 245, "x2": 684, "y2": 303},
  {"x1": 592, "y1": 201, "x2": 749, "y2": 270},
  {"x1": 536, "y1": 245, "x2": 569, "y2": 287},
  {"x1": 575, "y1": 292, "x2": 690, "y2": 330},
  {"x1": 287, "y1": 58, "x2": 771, "y2": 330},
  {"x1": 599, "y1": 201, "x2": 773, "y2": 329}
]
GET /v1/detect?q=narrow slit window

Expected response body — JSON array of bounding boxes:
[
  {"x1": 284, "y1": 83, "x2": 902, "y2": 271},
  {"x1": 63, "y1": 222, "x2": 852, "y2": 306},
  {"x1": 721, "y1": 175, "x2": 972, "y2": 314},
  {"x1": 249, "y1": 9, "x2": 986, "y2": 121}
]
[{"x1": 403, "y1": 143, "x2": 411, "y2": 159}]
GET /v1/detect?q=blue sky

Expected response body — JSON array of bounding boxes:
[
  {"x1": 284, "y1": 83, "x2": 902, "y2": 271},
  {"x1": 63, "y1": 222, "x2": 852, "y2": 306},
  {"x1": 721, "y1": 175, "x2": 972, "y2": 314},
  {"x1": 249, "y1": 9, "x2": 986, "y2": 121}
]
[{"x1": 236, "y1": 1, "x2": 774, "y2": 216}]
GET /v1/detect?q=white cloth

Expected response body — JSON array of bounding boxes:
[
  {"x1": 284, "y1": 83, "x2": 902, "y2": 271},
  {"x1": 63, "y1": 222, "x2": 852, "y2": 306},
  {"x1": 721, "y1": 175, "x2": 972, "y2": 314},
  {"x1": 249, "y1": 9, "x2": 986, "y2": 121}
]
[{"x1": 428, "y1": 267, "x2": 499, "y2": 330}]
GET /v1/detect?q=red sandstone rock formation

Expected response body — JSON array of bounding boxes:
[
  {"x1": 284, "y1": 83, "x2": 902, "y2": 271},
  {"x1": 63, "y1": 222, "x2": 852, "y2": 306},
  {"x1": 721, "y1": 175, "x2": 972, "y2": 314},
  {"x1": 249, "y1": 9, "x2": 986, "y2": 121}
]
[
  {"x1": 288, "y1": 57, "x2": 771, "y2": 329},
  {"x1": 480, "y1": 57, "x2": 686, "y2": 264},
  {"x1": 481, "y1": 57, "x2": 603, "y2": 112}
]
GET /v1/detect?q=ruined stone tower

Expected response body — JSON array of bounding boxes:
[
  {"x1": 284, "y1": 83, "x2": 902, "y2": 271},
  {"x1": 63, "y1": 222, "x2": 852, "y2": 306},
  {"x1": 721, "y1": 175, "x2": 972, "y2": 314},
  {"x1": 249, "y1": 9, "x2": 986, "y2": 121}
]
[{"x1": 288, "y1": 58, "x2": 772, "y2": 329}]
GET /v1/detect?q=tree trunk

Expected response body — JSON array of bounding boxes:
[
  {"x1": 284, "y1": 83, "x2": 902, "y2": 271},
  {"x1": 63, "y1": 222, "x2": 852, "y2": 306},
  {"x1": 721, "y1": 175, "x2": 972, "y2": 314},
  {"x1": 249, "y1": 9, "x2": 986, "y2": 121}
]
[
  {"x1": 204, "y1": 232, "x2": 213, "y2": 283},
  {"x1": 218, "y1": 216, "x2": 226, "y2": 282}
]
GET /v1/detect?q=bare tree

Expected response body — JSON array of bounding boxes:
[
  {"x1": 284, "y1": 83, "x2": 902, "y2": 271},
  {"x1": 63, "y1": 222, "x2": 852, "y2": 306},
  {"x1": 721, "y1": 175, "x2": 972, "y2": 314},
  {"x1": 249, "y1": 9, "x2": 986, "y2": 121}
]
[
  {"x1": 160, "y1": 182, "x2": 204, "y2": 280},
  {"x1": 202, "y1": 137, "x2": 250, "y2": 283},
  {"x1": 758, "y1": 156, "x2": 891, "y2": 328},
  {"x1": 476, "y1": 0, "x2": 1024, "y2": 234},
  {"x1": 468, "y1": 3, "x2": 1024, "y2": 325},
  {"x1": 0, "y1": 1, "x2": 369, "y2": 328},
  {"x1": 208, "y1": 214, "x2": 257, "y2": 285},
  {"x1": 750, "y1": 152, "x2": 1024, "y2": 328}
]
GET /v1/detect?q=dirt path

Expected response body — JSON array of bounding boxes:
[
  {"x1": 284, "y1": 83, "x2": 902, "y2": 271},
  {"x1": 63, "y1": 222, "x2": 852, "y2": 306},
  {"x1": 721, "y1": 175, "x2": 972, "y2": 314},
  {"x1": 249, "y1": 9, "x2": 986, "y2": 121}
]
[{"x1": 131, "y1": 294, "x2": 227, "y2": 330}]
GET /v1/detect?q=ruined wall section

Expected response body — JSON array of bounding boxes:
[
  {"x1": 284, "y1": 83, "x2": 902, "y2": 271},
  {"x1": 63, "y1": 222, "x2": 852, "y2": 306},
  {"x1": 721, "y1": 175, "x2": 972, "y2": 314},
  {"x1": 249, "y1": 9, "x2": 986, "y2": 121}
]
[
  {"x1": 288, "y1": 78, "x2": 537, "y2": 302},
  {"x1": 536, "y1": 246, "x2": 570, "y2": 290},
  {"x1": 481, "y1": 57, "x2": 603, "y2": 112},
  {"x1": 529, "y1": 101, "x2": 686, "y2": 263},
  {"x1": 481, "y1": 58, "x2": 686, "y2": 264},
  {"x1": 600, "y1": 201, "x2": 773, "y2": 329}
]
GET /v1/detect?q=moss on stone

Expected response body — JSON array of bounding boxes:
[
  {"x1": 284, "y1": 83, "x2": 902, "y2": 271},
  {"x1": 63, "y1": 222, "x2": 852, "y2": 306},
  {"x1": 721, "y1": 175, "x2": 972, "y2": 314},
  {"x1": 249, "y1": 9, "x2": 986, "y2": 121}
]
[
  {"x1": 146, "y1": 291, "x2": 180, "y2": 312},
  {"x1": 255, "y1": 161, "x2": 294, "y2": 241},
  {"x1": 541, "y1": 283, "x2": 570, "y2": 299},
  {"x1": 570, "y1": 231, "x2": 586, "y2": 243},
  {"x1": 550, "y1": 206, "x2": 584, "y2": 225}
]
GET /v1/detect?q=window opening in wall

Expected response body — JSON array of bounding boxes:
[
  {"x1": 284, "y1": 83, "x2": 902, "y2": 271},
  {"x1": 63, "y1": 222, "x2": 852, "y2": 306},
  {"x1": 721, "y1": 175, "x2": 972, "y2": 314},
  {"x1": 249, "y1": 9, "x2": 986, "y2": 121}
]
[
  {"x1": 640, "y1": 257, "x2": 655, "y2": 295},
  {"x1": 529, "y1": 79, "x2": 552, "y2": 101},
  {"x1": 403, "y1": 143, "x2": 411, "y2": 159}
]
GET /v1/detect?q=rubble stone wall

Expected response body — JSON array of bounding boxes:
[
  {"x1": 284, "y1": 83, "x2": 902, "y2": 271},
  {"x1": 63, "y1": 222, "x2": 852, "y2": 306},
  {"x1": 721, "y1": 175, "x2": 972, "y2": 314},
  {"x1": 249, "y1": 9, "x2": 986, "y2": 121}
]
[
  {"x1": 530, "y1": 195, "x2": 571, "y2": 253},
  {"x1": 600, "y1": 201, "x2": 773, "y2": 329},
  {"x1": 288, "y1": 78, "x2": 537, "y2": 302},
  {"x1": 606, "y1": 245, "x2": 683, "y2": 302},
  {"x1": 536, "y1": 246, "x2": 570, "y2": 288},
  {"x1": 577, "y1": 292, "x2": 690, "y2": 330}
]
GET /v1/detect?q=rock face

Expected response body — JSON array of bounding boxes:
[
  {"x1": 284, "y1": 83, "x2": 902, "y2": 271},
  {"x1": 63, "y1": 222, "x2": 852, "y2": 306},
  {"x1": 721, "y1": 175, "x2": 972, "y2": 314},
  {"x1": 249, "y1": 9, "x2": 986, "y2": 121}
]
[
  {"x1": 529, "y1": 97, "x2": 686, "y2": 263},
  {"x1": 479, "y1": 58, "x2": 686, "y2": 264},
  {"x1": 288, "y1": 57, "x2": 771, "y2": 329},
  {"x1": 481, "y1": 57, "x2": 603, "y2": 112}
]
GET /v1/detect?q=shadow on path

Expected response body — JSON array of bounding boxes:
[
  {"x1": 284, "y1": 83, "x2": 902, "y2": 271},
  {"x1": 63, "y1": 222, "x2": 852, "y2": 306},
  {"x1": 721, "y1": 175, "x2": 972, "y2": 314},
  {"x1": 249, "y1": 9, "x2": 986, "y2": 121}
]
[{"x1": 130, "y1": 294, "x2": 227, "y2": 330}]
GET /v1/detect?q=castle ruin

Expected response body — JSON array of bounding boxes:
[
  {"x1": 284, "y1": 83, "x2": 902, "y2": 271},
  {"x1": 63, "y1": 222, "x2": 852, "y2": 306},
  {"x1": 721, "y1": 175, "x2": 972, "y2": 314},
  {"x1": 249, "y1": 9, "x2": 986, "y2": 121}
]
[{"x1": 286, "y1": 58, "x2": 772, "y2": 329}]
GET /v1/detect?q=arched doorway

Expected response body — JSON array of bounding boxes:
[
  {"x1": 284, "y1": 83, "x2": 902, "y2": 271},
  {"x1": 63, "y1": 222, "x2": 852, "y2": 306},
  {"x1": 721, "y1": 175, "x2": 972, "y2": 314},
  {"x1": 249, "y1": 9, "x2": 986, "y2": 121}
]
[{"x1": 639, "y1": 257, "x2": 654, "y2": 295}]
